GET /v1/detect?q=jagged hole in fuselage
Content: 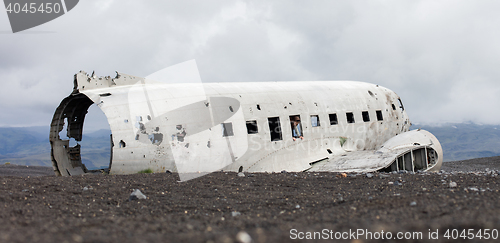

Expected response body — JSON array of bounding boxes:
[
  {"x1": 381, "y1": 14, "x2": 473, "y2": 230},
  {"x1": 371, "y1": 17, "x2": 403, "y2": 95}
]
[{"x1": 80, "y1": 104, "x2": 112, "y2": 171}]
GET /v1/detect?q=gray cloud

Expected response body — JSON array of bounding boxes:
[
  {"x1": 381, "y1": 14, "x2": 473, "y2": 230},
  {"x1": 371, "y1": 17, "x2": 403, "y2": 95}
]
[{"x1": 1, "y1": 0, "x2": 499, "y2": 128}]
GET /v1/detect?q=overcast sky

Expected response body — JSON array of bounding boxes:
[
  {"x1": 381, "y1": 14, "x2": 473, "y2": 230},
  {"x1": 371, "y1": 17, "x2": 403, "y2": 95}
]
[{"x1": 1, "y1": 0, "x2": 500, "y2": 131}]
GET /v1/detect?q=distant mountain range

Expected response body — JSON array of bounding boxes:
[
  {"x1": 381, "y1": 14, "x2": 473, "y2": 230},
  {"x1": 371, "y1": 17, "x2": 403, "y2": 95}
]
[
  {"x1": 0, "y1": 126, "x2": 111, "y2": 170},
  {"x1": 0, "y1": 123, "x2": 499, "y2": 169},
  {"x1": 416, "y1": 123, "x2": 500, "y2": 162}
]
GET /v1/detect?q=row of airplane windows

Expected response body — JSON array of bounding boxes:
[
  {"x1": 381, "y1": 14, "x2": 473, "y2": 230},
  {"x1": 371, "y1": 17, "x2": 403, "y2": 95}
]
[{"x1": 220, "y1": 110, "x2": 385, "y2": 141}]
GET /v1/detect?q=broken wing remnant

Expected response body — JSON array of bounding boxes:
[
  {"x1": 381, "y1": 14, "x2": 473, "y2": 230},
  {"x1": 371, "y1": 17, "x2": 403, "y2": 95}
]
[
  {"x1": 308, "y1": 130, "x2": 441, "y2": 172},
  {"x1": 50, "y1": 63, "x2": 442, "y2": 179}
]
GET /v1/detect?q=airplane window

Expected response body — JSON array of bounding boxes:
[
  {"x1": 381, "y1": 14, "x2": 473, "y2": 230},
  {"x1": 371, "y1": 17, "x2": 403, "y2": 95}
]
[
  {"x1": 398, "y1": 99, "x2": 405, "y2": 111},
  {"x1": 246, "y1": 120, "x2": 258, "y2": 134},
  {"x1": 221, "y1": 123, "x2": 234, "y2": 137},
  {"x1": 376, "y1": 110, "x2": 383, "y2": 121},
  {"x1": 289, "y1": 115, "x2": 303, "y2": 139},
  {"x1": 346, "y1": 112, "x2": 355, "y2": 123},
  {"x1": 362, "y1": 111, "x2": 370, "y2": 122},
  {"x1": 311, "y1": 115, "x2": 320, "y2": 127},
  {"x1": 268, "y1": 117, "x2": 282, "y2": 141},
  {"x1": 392, "y1": 104, "x2": 396, "y2": 110},
  {"x1": 329, "y1": 113, "x2": 338, "y2": 125}
]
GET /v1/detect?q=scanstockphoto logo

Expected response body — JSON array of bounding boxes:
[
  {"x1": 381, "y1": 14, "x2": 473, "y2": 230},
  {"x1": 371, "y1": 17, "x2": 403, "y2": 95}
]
[{"x1": 3, "y1": 0, "x2": 79, "y2": 33}]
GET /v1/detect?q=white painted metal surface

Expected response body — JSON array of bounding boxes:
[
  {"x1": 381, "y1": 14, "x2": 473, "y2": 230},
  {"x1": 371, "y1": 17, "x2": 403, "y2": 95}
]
[{"x1": 49, "y1": 63, "x2": 443, "y2": 179}]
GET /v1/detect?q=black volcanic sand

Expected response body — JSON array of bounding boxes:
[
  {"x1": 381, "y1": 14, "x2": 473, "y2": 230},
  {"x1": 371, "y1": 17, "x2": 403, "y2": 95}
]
[
  {"x1": 0, "y1": 157, "x2": 499, "y2": 243},
  {"x1": 0, "y1": 164, "x2": 53, "y2": 177}
]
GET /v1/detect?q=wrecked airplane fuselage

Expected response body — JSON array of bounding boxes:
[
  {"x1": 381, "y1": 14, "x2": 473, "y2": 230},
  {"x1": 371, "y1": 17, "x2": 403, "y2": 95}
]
[{"x1": 50, "y1": 69, "x2": 443, "y2": 179}]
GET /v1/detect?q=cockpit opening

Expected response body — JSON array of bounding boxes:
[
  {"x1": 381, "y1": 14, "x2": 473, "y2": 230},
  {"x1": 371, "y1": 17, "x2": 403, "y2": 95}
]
[{"x1": 398, "y1": 98, "x2": 405, "y2": 111}]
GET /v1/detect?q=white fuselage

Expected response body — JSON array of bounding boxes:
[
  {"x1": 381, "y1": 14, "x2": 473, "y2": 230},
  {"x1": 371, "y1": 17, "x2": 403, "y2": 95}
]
[{"x1": 50, "y1": 71, "x2": 442, "y2": 179}]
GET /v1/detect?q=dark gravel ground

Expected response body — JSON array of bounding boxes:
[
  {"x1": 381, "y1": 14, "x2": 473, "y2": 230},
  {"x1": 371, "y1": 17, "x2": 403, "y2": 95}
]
[
  {"x1": 441, "y1": 157, "x2": 500, "y2": 172},
  {"x1": 0, "y1": 164, "x2": 53, "y2": 177},
  {"x1": 0, "y1": 157, "x2": 499, "y2": 243}
]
